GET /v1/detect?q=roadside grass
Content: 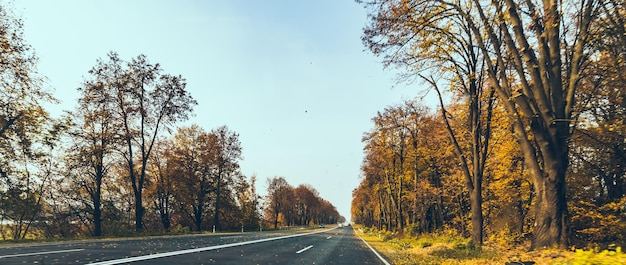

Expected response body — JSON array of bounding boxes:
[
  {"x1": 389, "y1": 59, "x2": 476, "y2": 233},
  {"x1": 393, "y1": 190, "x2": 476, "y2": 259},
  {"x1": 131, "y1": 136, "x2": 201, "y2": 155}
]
[{"x1": 354, "y1": 225, "x2": 626, "y2": 265}]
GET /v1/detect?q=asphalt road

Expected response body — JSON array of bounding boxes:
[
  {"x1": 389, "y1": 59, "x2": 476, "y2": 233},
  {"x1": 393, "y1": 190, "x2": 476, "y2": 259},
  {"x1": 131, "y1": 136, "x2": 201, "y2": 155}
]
[{"x1": 0, "y1": 226, "x2": 390, "y2": 264}]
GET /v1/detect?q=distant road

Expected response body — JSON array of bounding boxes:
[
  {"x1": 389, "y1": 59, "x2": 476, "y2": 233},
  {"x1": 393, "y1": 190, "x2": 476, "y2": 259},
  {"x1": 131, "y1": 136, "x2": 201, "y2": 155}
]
[{"x1": 0, "y1": 226, "x2": 390, "y2": 264}]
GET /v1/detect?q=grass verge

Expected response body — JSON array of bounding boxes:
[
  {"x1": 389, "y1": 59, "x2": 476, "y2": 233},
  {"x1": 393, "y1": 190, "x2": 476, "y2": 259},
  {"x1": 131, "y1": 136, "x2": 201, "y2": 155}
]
[{"x1": 354, "y1": 225, "x2": 626, "y2": 265}]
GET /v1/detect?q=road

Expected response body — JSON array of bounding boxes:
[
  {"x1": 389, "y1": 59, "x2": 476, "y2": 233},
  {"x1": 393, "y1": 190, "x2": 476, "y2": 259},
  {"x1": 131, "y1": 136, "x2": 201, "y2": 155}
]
[{"x1": 0, "y1": 226, "x2": 390, "y2": 264}]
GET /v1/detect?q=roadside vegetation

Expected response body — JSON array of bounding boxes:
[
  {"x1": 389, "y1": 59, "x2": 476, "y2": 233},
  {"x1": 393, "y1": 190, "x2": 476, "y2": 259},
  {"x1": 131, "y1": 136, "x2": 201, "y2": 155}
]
[
  {"x1": 352, "y1": 0, "x2": 626, "y2": 261},
  {"x1": 355, "y1": 225, "x2": 626, "y2": 265}
]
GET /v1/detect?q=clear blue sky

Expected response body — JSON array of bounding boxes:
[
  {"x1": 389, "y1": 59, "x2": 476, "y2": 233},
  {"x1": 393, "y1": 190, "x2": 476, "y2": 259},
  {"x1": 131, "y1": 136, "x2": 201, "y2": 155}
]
[{"x1": 15, "y1": 0, "x2": 426, "y2": 221}]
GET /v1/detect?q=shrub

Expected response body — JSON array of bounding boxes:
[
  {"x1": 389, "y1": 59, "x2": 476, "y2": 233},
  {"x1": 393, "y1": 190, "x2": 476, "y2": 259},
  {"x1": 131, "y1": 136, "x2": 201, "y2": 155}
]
[
  {"x1": 488, "y1": 223, "x2": 518, "y2": 246},
  {"x1": 170, "y1": 224, "x2": 190, "y2": 235},
  {"x1": 407, "y1": 222, "x2": 421, "y2": 236}
]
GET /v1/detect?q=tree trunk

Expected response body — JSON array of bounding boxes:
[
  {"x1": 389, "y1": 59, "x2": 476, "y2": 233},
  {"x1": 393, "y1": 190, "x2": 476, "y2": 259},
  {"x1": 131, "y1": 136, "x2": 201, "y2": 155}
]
[
  {"x1": 161, "y1": 211, "x2": 170, "y2": 231},
  {"x1": 214, "y1": 184, "x2": 221, "y2": 231},
  {"x1": 94, "y1": 161, "x2": 103, "y2": 237},
  {"x1": 469, "y1": 186, "x2": 483, "y2": 246},
  {"x1": 274, "y1": 209, "x2": 279, "y2": 229},
  {"x1": 530, "y1": 152, "x2": 569, "y2": 248},
  {"x1": 195, "y1": 207, "x2": 202, "y2": 232},
  {"x1": 213, "y1": 170, "x2": 222, "y2": 231},
  {"x1": 93, "y1": 190, "x2": 102, "y2": 237},
  {"x1": 157, "y1": 195, "x2": 171, "y2": 231},
  {"x1": 134, "y1": 190, "x2": 143, "y2": 232}
]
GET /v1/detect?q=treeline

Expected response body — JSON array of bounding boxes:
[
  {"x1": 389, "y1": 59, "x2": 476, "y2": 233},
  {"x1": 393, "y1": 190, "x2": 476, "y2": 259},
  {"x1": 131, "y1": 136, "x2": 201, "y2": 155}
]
[
  {"x1": 0, "y1": 5, "x2": 340, "y2": 240},
  {"x1": 352, "y1": 101, "x2": 533, "y2": 241},
  {"x1": 353, "y1": 0, "x2": 626, "y2": 248},
  {"x1": 264, "y1": 177, "x2": 345, "y2": 229},
  {"x1": 353, "y1": 93, "x2": 626, "y2": 247}
]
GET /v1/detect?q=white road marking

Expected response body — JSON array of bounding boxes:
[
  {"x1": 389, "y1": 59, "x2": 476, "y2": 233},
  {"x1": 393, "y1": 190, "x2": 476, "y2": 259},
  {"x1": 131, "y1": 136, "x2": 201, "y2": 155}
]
[
  {"x1": 353, "y1": 228, "x2": 391, "y2": 265},
  {"x1": 87, "y1": 228, "x2": 336, "y2": 265},
  {"x1": 326, "y1": 236, "x2": 332, "y2": 239},
  {"x1": 0, "y1": 248, "x2": 85, "y2": 259},
  {"x1": 219, "y1": 235, "x2": 243, "y2": 239},
  {"x1": 296, "y1": 245, "x2": 314, "y2": 254}
]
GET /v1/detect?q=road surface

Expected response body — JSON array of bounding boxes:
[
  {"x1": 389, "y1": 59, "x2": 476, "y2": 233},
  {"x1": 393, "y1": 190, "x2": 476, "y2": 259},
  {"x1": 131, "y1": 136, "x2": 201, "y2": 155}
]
[{"x1": 0, "y1": 226, "x2": 390, "y2": 264}]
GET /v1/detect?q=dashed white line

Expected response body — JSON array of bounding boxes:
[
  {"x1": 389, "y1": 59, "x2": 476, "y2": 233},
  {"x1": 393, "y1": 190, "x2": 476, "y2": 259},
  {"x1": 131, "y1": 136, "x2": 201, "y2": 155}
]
[
  {"x1": 296, "y1": 245, "x2": 314, "y2": 254},
  {"x1": 86, "y1": 228, "x2": 335, "y2": 265},
  {"x1": 0, "y1": 248, "x2": 85, "y2": 259}
]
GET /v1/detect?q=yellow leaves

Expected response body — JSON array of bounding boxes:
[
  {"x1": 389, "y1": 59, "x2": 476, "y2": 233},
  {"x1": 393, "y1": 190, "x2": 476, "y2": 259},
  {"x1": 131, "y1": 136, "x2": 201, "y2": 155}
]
[
  {"x1": 569, "y1": 196, "x2": 626, "y2": 244},
  {"x1": 572, "y1": 247, "x2": 626, "y2": 265}
]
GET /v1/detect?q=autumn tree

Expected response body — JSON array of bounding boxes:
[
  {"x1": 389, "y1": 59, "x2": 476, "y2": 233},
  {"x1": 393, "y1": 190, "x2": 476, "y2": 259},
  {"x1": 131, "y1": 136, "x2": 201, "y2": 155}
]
[
  {"x1": 64, "y1": 57, "x2": 124, "y2": 236},
  {"x1": 146, "y1": 139, "x2": 176, "y2": 231},
  {"x1": 480, "y1": 100, "x2": 533, "y2": 240},
  {"x1": 360, "y1": 0, "x2": 603, "y2": 248},
  {"x1": 294, "y1": 184, "x2": 320, "y2": 226},
  {"x1": 265, "y1": 177, "x2": 293, "y2": 229},
  {"x1": 427, "y1": 83, "x2": 495, "y2": 246},
  {"x1": 360, "y1": 100, "x2": 452, "y2": 232},
  {"x1": 359, "y1": 0, "x2": 497, "y2": 244},
  {"x1": 316, "y1": 199, "x2": 341, "y2": 225},
  {"x1": 0, "y1": 3, "x2": 60, "y2": 240},
  {"x1": 567, "y1": 1, "x2": 626, "y2": 245},
  {"x1": 166, "y1": 125, "x2": 217, "y2": 232},
  {"x1": 210, "y1": 126, "x2": 243, "y2": 231},
  {"x1": 0, "y1": 4, "x2": 54, "y2": 140},
  {"x1": 85, "y1": 52, "x2": 196, "y2": 232},
  {"x1": 234, "y1": 175, "x2": 261, "y2": 231},
  {"x1": 416, "y1": 25, "x2": 495, "y2": 245},
  {"x1": 352, "y1": 181, "x2": 376, "y2": 227},
  {"x1": 151, "y1": 124, "x2": 244, "y2": 232}
]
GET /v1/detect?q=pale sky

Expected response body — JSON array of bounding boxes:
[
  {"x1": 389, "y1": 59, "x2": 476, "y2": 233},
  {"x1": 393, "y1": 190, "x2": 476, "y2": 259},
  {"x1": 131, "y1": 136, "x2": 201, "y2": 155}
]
[{"x1": 14, "y1": 0, "x2": 426, "y2": 221}]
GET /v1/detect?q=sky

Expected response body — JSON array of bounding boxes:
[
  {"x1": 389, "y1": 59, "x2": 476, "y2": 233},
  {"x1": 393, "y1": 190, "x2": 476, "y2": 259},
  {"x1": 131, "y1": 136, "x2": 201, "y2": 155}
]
[{"x1": 13, "y1": 0, "x2": 428, "y2": 221}]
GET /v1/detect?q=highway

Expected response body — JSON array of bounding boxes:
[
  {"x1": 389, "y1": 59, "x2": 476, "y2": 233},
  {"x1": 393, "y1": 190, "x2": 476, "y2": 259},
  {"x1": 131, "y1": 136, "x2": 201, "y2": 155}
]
[{"x1": 0, "y1": 226, "x2": 390, "y2": 264}]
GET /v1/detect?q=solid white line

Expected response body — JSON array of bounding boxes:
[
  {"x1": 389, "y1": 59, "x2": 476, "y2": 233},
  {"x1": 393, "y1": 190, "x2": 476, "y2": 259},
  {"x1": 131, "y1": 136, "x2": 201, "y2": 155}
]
[
  {"x1": 353, "y1": 228, "x2": 391, "y2": 265},
  {"x1": 87, "y1": 228, "x2": 334, "y2": 265},
  {"x1": 296, "y1": 245, "x2": 314, "y2": 254},
  {"x1": 0, "y1": 248, "x2": 85, "y2": 259}
]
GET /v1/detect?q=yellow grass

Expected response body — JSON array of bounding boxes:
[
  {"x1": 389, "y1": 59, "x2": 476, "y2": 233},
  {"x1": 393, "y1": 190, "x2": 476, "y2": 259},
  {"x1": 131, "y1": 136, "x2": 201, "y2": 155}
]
[{"x1": 354, "y1": 226, "x2": 625, "y2": 265}]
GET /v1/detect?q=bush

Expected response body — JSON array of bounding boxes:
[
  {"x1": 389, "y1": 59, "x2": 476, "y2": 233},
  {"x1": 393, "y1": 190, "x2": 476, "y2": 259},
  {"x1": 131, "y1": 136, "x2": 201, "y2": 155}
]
[
  {"x1": 407, "y1": 222, "x2": 421, "y2": 236},
  {"x1": 170, "y1": 224, "x2": 190, "y2": 235},
  {"x1": 488, "y1": 223, "x2": 518, "y2": 246},
  {"x1": 377, "y1": 230, "x2": 394, "y2": 241},
  {"x1": 570, "y1": 198, "x2": 626, "y2": 247},
  {"x1": 104, "y1": 222, "x2": 134, "y2": 237},
  {"x1": 389, "y1": 238, "x2": 413, "y2": 249}
]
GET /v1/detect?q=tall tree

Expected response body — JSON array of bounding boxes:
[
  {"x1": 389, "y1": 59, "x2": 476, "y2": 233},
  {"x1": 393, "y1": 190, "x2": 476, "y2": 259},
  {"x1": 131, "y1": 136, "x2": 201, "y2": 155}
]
[
  {"x1": 0, "y1": 4, "x2": 54, "y2": 140},
  {"x1": 360, "y1": 0, "x2": 601, "y2": 248},
  {"x1": 211, "y1": 126, "x2": 243, "y2": 231},
  {"x1": 67, "y1": 60, "x2": 121, "y2": 236},
  {"x1": 0, "y1": 3, "x2": 58, "y2": 240},
  {"x1": 360, "y1": 100, "x2": 441, "y2": 232},
  {"x1": 428, "y1": 79, "x2": 495, "y2": 246},
  {"x1": 147, "y1": 139, "x2": 176, "y2": 231},
  {"x1": 265, "y1": 177, "x2": 293, "y2": 229},
  {"x1": 567, "y1": 1, "x2": 626, "y2": 244},
  {"x1": 294, "y1": 184, "x2": 320, "y2": 226},
  {"x1": 88, "y1": 52, "x2": 196, "y2": 232},
  {"x1": 234, "y1": 175, "x2": 261, "y2": 231},
  {"x1": 169, "y1": 125, "x2": 217, "y2": 232}
]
